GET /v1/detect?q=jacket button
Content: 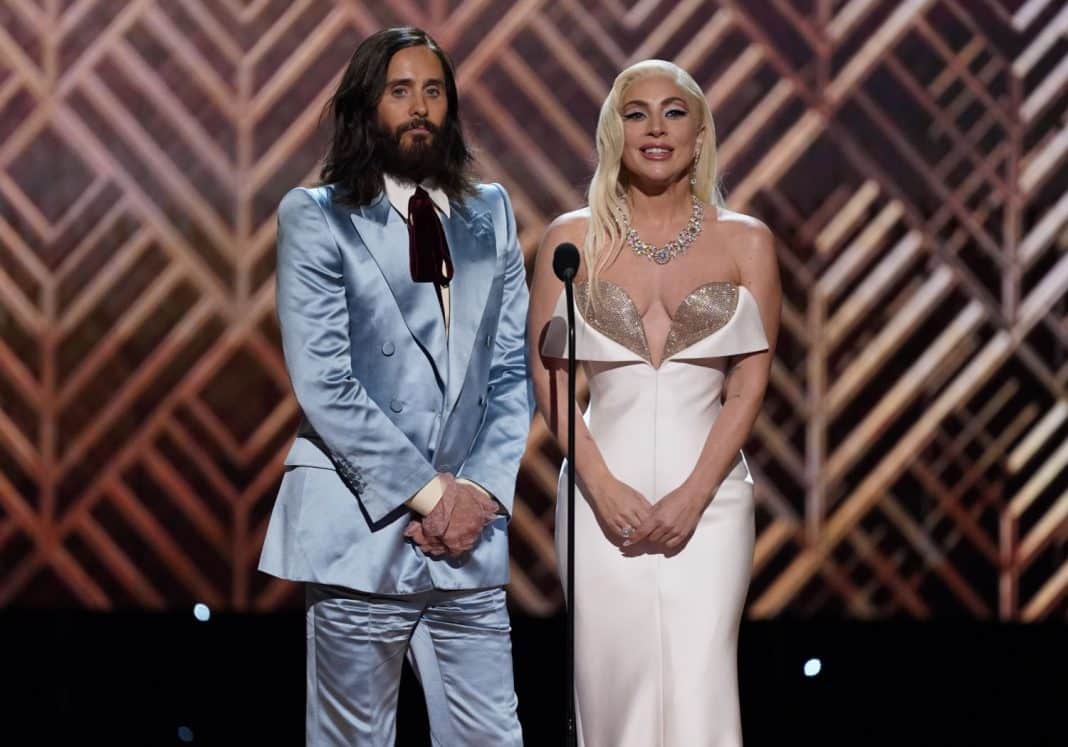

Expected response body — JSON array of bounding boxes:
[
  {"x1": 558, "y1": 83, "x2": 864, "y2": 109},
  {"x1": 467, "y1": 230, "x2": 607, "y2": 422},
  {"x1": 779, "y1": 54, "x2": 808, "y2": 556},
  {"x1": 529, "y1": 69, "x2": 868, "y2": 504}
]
[
  {"x1": 382, "y1": 341, "x2": 395, "y2": 356},
  {"x1": 390, "y1": 399, "x2": 403, "y2": 413},
  {"x1": 478, "y1": 394, "x2": 486, "y2": 406}
]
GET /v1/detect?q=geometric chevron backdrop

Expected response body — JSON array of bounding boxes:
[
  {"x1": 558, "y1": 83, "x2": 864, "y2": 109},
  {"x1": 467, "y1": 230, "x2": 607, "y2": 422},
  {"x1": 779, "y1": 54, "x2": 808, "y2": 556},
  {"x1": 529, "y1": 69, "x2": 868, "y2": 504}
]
[{"x1": 0, "y1": 1, "x2": 1064, "y2": 619}]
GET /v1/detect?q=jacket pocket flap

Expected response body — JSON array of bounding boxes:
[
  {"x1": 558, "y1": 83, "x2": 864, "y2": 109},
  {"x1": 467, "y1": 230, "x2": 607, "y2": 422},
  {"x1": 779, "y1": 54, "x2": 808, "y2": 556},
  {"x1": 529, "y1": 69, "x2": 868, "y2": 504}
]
[{"x1": 283, "y1": 439, "x2": 336, "y2": 470}]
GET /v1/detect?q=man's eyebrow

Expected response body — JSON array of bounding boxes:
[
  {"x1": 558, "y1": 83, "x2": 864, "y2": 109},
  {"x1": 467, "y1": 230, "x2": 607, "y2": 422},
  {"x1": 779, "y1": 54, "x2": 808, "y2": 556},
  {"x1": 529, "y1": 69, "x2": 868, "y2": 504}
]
[{"x1": 384, "y1": 78, "x2": 446, "y2": 87}]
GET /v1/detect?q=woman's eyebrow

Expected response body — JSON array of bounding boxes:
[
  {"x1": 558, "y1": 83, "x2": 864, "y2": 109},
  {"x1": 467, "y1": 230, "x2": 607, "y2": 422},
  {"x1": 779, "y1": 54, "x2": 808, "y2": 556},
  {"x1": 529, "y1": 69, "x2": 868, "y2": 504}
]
[{"x1": 622, "y1": 96, "x2": 688, "y2": 108}]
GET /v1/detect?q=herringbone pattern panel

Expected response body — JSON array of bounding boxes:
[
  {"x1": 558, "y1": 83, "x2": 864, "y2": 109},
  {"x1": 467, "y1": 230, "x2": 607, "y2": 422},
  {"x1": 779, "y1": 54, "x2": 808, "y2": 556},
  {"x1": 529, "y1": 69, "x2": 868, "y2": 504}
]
[{"x1": 0, "y1": 1, "x2": 1064, "y2": 618}]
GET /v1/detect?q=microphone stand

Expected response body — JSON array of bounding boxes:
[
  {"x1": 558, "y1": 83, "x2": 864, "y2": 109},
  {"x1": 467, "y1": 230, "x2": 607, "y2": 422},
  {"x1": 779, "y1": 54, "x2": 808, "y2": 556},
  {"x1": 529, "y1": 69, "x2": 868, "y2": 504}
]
[
  {"x1": 552, "y1": 241, "x2": 580, "y2": 746},
  {"x1": 563, "y1": 269, "x2": 578, "y2": 747}
]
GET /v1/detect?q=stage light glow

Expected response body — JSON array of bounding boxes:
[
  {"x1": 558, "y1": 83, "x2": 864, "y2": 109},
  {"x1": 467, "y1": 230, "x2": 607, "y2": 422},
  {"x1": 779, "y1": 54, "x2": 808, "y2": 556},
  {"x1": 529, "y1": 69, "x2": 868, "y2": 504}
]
[
  {"x1": 803, "y1": 658, "x2": 822, "y2": 677},
  {"x1": 178, "y1": 725, "x2": 194, "y2": 742},
  {"x1": 193, "y1": 603, "x2": 211, "y2": 622}
]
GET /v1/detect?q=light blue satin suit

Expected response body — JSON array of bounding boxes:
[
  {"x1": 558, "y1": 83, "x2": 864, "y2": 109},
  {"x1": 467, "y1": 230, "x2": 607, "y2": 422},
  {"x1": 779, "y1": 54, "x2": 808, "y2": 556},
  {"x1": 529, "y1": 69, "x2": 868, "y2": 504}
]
[{"x1": 259, "y1": 182, "x2": 531, "y2": 746}]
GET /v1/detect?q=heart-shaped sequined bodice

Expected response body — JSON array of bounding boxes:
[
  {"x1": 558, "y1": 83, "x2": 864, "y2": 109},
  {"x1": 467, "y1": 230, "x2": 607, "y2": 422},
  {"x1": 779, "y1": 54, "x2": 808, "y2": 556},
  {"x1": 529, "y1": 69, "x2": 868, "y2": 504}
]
[{"x1": 574, "y1": 280, "x2": 740, "y2": 367}]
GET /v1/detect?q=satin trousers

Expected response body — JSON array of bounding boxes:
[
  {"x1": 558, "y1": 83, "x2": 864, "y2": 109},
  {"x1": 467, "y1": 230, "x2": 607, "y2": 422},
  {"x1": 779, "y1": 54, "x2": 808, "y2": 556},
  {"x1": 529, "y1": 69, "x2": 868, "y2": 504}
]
[{"x1": 305, "y1": 583, "x2": 522, "y2": 746}]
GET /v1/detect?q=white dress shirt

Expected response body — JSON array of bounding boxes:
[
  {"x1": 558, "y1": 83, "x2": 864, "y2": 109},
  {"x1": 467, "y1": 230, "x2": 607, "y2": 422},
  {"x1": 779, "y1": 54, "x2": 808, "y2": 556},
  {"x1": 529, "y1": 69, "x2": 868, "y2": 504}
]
[{"x1": 383, "y1": 175, "x2": 490, "y2": 514}]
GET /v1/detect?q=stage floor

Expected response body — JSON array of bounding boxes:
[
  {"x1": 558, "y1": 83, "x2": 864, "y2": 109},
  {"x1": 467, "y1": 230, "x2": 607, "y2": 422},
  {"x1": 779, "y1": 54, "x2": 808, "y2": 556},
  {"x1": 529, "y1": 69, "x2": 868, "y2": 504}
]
[{"x1": 1, "y1": 611, "x2": 1063, "y2": 745}]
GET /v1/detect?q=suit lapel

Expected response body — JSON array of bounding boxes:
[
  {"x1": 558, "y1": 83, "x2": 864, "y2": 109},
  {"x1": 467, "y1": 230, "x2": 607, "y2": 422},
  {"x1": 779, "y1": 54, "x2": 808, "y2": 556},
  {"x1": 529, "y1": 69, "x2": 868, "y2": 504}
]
[
  {"x1": 442, "y1": 200, "x2": 496, "y2": 414},
  {"x1": 349, "y1": 194, "x2": 448, "y2": 377}
]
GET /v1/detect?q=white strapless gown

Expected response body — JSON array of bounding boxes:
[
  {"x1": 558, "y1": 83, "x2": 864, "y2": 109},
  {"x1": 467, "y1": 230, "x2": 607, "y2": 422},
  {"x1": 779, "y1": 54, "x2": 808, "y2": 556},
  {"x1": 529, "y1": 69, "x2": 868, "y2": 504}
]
[{"x1": 543, "y1": 280, "x2": 769, "y2": 747}]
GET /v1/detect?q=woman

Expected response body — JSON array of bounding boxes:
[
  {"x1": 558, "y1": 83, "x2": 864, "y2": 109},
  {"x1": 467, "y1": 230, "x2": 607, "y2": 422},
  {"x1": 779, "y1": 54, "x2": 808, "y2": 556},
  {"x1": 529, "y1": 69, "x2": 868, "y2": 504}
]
[{"x1": 527, "y1": 60, "x2": 781, "y2": 746}]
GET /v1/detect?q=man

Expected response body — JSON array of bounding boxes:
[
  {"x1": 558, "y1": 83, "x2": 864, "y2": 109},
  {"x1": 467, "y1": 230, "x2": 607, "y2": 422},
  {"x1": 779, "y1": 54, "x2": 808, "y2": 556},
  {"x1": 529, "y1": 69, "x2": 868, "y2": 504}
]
[{"x1": 259, "y1": 27, "x2": 530, "y2": 746}]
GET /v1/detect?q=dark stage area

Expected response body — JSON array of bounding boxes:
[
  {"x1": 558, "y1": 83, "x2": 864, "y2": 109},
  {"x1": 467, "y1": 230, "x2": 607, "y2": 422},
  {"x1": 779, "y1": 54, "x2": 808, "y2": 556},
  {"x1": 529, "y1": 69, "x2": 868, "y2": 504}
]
[{"x1": 2, "y1": 610, "x2": 1063, "y2": 746}]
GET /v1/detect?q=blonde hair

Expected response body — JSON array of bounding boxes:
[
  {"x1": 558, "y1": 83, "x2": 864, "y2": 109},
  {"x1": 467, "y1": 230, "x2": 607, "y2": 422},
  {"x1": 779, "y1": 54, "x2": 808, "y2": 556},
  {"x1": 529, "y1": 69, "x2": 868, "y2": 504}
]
[{"x1": 584, "y1": 60, "x2": 723, "y2": 296}]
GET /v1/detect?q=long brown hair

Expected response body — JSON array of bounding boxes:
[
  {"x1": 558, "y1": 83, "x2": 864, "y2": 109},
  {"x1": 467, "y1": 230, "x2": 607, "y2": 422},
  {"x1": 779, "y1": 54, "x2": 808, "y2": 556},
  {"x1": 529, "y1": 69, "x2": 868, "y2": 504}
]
[{"x1": 320, "y1": 27, "x2": 476, "y2": 206}]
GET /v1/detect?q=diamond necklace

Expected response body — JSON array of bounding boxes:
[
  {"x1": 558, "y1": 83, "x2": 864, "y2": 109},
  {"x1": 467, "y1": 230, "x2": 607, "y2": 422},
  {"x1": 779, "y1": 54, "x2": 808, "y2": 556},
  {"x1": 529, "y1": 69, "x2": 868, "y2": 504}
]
[{"x1": 622, "y1": 195, "x2": 704, "y2": 265}]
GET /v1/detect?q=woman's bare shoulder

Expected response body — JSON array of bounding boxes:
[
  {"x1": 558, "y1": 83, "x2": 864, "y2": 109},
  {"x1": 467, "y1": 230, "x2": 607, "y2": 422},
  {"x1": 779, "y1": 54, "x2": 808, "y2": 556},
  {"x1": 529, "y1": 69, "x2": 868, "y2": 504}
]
[
  {"x1": 531, "y1": 208, "x2": 592, "y2": 288},
  {"x1": 715, "y1": 208, "x2": 774, "y2": 252},
  {"x1": 714, "y1": 208, "x2": 771, "y2": 238},
  {"x1": 535, "y1": 208, "x2": 590, "y2": 274},
  {"x1": 713, "y1": 208, "x2": 778, "y2": 284},
  {"x1": 544, "y1": 207, "x2": 591, "y2": 243}
]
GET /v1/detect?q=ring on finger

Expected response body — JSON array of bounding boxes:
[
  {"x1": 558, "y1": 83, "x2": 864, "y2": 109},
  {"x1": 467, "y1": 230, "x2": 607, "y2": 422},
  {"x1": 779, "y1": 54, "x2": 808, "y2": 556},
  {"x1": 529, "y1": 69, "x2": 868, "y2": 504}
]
[{"x1": 620, "y1": 525, "x2": 634, "y2": 540}]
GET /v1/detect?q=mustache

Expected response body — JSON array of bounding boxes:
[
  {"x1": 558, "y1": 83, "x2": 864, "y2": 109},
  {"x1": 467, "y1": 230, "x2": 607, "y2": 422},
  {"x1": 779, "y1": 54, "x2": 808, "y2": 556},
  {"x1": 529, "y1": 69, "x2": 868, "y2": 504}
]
[{"x1": 396, "y1": 118, "x2": 440, "y2": 137}]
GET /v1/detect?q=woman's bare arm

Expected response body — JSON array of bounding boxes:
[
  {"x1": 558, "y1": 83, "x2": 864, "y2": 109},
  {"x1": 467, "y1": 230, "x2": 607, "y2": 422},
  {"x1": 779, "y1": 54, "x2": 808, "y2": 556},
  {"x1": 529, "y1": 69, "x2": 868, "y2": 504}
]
[
  {"x1": 527, "y1": 213, "x2": 610, "y2": 486},
  {"x1": 527, "y1": 212, "x2": 653, "y2": 541},
  {"x1": 679, "y1": 216, "x2": 781, "y2": 500}
]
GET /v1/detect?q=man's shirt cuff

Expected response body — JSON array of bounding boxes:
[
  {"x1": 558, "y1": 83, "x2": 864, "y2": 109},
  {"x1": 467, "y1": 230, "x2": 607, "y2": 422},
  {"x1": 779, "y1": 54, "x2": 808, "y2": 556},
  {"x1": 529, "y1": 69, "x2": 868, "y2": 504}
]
[
  {"x1": 407, "y1": 474, "x2": 446, "y2": 515},
  {"x1": 406, "y1": 476, "x2": 494, "y2": 515}
]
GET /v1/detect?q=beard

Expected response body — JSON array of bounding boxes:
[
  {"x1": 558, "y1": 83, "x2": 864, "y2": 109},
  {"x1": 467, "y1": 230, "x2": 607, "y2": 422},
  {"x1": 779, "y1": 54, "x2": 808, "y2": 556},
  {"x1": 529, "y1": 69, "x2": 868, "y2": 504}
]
[{"x1": 375, "y1": 117, "x2": 451, "y2": 185}]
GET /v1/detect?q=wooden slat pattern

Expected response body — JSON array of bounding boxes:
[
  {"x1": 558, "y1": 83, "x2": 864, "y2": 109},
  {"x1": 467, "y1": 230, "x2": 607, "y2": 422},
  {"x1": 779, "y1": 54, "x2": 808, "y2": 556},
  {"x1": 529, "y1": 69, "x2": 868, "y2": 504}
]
[{"x1": 0, "y1": 1, "x2": 1064, "y2": 619}]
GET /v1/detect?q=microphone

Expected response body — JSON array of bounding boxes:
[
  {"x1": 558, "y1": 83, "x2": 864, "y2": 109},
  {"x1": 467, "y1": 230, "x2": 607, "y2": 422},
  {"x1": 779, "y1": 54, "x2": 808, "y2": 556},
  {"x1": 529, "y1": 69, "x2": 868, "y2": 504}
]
[{"x1": 553, "y1": 242, "x2": 580, "y2": 281}]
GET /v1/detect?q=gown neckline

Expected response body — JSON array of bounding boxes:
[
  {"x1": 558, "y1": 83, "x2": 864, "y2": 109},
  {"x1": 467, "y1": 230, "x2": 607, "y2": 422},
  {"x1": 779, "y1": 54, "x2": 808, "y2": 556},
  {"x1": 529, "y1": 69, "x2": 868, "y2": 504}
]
[{"x1": 574, "y1": 279, "x2": 741, "y2": 368}]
